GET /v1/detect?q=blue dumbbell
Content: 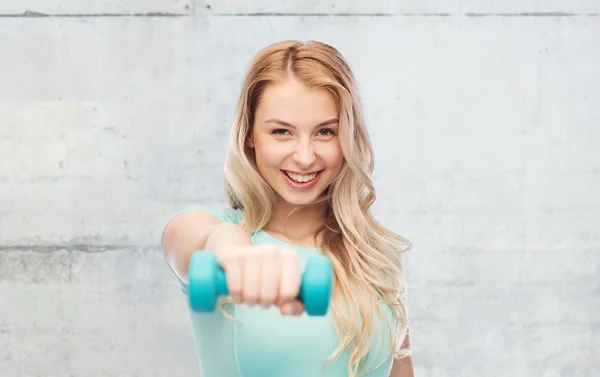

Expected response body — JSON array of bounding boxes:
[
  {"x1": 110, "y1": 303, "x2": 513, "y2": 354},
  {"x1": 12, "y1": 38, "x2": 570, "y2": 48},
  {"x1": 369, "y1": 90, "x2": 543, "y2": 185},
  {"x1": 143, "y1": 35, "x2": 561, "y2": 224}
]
[{"x1": 188, "y1": 251, "x2": 333, "y2": 316}]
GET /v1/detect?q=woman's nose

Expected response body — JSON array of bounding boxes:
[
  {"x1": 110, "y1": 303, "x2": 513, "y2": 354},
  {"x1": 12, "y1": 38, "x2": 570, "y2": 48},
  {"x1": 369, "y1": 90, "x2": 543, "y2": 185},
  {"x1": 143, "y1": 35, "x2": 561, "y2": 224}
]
[{"x1": 292, "y1": 140, "x2": 316, "y2": 168}]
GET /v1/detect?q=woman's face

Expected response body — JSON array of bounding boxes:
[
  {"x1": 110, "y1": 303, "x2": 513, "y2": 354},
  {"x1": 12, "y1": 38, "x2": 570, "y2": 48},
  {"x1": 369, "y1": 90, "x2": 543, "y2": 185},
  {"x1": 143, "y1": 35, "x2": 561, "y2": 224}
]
[{"x1": 249, "y1": 77, "x2": 344, "y2": 207}]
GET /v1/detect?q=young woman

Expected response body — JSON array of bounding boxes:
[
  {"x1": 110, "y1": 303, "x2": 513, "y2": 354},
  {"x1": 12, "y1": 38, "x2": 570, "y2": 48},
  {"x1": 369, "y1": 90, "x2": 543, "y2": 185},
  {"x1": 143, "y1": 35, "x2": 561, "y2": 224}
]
[{"x1": 161, "y1": 40, "x2": 414, "y2": 377}]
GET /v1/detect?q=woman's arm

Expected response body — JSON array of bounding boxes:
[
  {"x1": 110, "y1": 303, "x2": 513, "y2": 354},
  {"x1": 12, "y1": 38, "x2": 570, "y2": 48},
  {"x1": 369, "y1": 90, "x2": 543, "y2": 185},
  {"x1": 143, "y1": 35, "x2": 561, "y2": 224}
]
[
  {"x1": 161, "y1": 209, "x2": 252, "y2": 283},
  {"x1": 389, "y1": 329, "x2": 414, "y2": 377}
]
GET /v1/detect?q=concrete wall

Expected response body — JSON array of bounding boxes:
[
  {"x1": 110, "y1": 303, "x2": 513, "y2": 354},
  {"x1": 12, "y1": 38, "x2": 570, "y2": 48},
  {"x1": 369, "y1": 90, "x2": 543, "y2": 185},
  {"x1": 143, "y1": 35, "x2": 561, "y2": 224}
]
[{"x1": 1, "y1": 1, "x2": 599, "y2": 376}]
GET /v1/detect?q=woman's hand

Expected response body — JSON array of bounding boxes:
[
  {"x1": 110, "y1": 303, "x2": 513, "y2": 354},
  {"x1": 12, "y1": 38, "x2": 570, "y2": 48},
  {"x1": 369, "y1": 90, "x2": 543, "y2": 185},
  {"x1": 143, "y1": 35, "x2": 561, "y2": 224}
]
[{"x1": 217, "y1": 244, "x2": 306, "y2": 316}]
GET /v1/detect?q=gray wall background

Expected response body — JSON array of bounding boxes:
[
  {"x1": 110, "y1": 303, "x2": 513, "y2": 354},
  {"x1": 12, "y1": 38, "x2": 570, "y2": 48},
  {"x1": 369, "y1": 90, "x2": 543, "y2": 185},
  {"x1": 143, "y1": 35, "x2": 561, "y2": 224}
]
[{"x1": 1, "y1": 1, "x2": 599, "y2": 376}]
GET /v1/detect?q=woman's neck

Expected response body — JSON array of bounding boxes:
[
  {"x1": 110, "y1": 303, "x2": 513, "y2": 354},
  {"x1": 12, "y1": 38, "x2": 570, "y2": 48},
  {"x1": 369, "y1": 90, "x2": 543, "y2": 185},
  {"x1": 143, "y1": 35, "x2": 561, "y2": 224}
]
[{"x1": 263, "y1": 198, "x2": 326, "y2": 247}]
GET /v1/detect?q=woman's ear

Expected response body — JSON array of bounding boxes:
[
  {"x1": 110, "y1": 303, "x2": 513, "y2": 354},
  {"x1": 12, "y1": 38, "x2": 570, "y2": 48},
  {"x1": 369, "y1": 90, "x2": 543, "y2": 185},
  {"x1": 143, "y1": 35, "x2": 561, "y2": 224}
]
[{"x1": 246, "y1": 134, "x2": 255, "y2": 148}]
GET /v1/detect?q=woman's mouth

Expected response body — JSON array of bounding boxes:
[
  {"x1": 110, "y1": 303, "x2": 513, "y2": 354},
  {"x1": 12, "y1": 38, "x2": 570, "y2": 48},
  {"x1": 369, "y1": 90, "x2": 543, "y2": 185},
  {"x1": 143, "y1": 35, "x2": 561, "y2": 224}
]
[{"x1": 281, "y1": 170, "x2": 324, "y2": 189}]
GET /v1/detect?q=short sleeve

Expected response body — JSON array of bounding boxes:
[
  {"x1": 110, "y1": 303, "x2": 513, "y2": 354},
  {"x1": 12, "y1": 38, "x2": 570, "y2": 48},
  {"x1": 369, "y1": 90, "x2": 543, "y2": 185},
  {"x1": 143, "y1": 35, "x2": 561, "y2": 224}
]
[
  {"x1": 204, "y1": 207, "x2": 243, "y2": 225},
  {"x1": 160, "y1": 206, "x2": 243, "y2": 295},
  {"x1": 162, "y1": 206, "x2": 243, "y2": 229}
]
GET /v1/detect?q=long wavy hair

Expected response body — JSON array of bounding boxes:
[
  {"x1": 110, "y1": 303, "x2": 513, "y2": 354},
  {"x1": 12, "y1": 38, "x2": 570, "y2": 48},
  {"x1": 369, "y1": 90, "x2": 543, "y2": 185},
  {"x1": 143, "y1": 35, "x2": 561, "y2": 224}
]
[{"x1": 219, "y1": 40, "x2": 412, "y2": 377}]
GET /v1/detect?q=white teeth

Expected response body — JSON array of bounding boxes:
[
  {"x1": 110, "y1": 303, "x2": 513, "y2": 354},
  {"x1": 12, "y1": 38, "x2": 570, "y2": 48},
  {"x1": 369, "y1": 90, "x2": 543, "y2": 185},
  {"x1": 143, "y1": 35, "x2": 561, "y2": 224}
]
[{"x1": 285, "y1": 171, "x2": 318, "y2": 183}]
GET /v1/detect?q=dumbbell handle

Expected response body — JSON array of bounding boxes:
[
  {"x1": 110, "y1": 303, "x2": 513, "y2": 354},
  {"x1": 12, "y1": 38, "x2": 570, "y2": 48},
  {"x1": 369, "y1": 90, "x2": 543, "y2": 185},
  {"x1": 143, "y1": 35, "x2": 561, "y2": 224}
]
[
  {"x1": 211, "y1": 266, "x2": 309, "y2": 302},
  {"x1": 213, "y1": 268, "x2": 228, "y2": 297}
]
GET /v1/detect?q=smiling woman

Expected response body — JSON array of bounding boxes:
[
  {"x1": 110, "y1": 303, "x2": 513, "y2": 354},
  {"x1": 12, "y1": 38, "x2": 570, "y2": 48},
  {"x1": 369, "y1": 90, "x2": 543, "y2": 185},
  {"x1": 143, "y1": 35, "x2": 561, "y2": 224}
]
[
  {"x1": 248, "y1": 77, "x2": 344, "y2": 205},
  {"x1": 161, "y1": 40, "x2": 414, "y2": 377}
]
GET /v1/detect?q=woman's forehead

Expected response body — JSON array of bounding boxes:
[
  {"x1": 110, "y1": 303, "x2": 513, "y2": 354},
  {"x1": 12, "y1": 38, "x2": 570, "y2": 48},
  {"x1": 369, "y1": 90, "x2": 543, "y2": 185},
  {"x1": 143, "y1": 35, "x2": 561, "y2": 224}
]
[{"x1": 255, "y1": 81, "x2": 339, "y2": 125}]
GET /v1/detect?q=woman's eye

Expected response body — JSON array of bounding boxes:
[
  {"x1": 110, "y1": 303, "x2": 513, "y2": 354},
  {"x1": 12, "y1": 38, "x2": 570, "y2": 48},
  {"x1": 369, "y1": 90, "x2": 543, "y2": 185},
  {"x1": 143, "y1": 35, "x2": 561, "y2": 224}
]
[
  {"x1": 318, "y1": 128, "x2": 336, "y2": 136},
  {"x1": 272, "y1": 129, "x2": 289, "y2": 135}
]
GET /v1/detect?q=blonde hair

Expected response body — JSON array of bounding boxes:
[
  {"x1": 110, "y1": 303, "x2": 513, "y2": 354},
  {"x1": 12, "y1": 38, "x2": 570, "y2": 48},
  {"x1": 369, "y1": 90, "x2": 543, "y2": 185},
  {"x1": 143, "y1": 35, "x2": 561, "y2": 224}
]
[{"x1": 220, "y1": 40, "x2": 412, "y2": 377}]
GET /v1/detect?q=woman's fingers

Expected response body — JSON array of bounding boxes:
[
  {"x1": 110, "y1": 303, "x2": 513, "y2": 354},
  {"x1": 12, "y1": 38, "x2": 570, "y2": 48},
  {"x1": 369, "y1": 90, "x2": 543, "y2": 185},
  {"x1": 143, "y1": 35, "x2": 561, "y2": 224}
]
[
  {"x1": 279, "y1": 299, "x2": 305, "y2": 316},
  {"x1": 259, "y1": 259, "x2": 280, "y2": 308}
]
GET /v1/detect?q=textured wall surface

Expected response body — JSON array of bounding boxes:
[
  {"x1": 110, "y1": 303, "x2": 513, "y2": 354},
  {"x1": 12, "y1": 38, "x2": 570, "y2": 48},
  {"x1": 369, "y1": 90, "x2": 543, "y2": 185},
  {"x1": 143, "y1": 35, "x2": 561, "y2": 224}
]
[{"x1": 1, "y1": 1, "x2": 599, "y2": 376}]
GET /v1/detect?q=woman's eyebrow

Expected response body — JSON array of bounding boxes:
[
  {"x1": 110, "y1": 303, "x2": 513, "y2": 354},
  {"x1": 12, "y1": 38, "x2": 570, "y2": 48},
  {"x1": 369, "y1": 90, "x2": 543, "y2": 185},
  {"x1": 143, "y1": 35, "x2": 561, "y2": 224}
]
[{"x1": 265, "y1": 118, "x2": 339, "y2": 129}]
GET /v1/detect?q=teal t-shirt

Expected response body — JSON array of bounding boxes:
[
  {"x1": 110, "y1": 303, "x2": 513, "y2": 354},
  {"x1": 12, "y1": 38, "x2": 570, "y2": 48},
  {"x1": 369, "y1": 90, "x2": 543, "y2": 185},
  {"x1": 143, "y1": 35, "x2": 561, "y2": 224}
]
[{"x1": 163, "y1": 207, "x2": 395, "y2": 377}]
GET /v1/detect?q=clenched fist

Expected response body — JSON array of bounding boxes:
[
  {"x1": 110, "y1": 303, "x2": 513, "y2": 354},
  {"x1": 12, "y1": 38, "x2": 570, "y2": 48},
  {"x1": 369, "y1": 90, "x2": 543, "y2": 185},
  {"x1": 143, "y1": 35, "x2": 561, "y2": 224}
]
[{"x1": 217, "y1": 244, "x2": 305, "y2": 316}]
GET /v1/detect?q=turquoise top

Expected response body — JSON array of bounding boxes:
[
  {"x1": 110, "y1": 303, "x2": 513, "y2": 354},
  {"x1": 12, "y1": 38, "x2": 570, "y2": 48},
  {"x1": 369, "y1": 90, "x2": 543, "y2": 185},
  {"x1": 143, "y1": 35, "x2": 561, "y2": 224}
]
[{"x1": 163, "y1": 207, "x2": 395, "y2": 377}]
